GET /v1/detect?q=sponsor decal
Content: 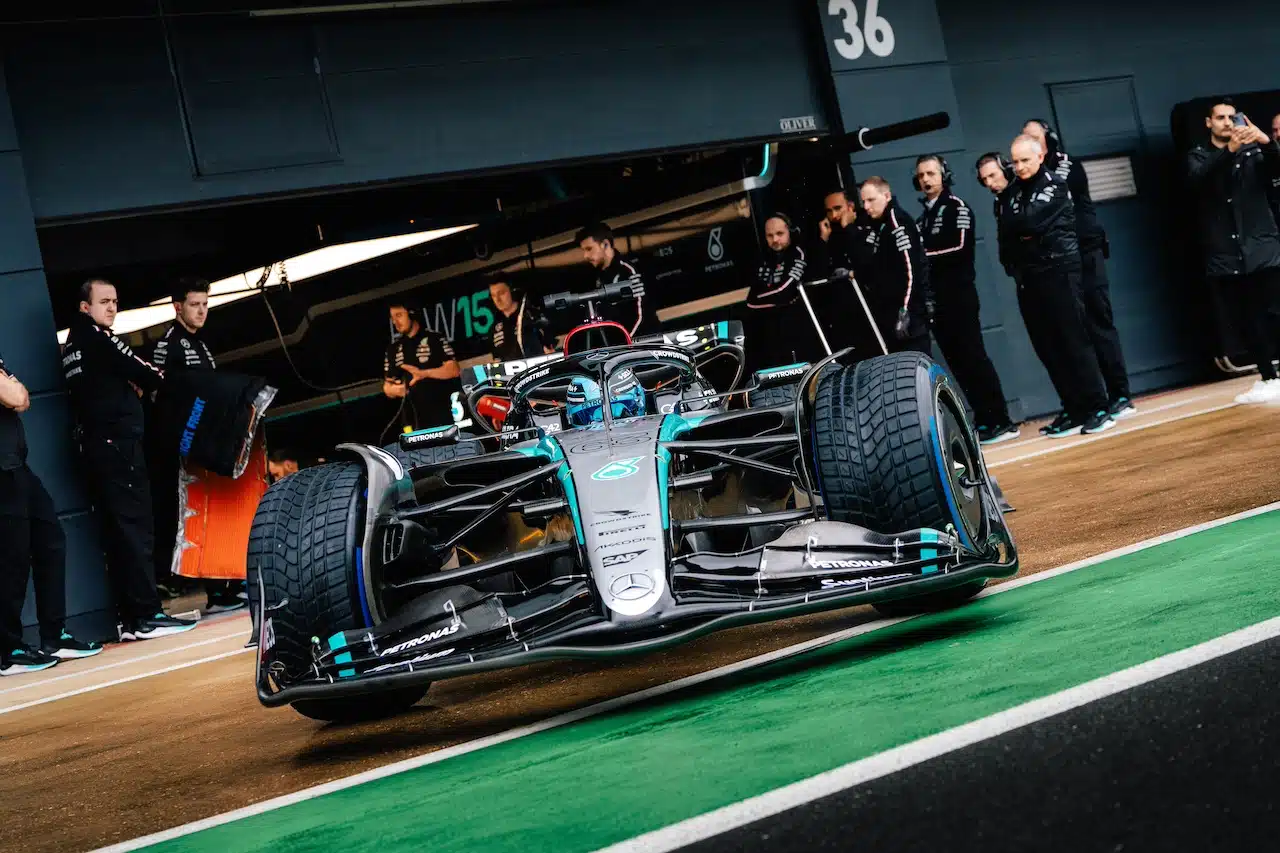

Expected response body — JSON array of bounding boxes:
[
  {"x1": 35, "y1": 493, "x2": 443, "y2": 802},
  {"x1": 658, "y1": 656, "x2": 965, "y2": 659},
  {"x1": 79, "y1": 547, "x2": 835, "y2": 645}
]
[
  {"x1": 594, "y1": 536, "x2": 658, "y2": 551},
  {"x1": 594, "y1": 509, "x2": 647, "y2": 518},
  {"x1": 608, "y1": 571, "x2": 656, "y2": 600},
  {"x1": 707, "y1": 226, "x2": 725, "y2": 261},
  {"x1": 367, "y1": 647, "x2": 455, "y2": 673},
  {"x1": 591, "y1": 457, "x2": 644, "y2": 481},
  {"x1": 820, "y1": 573, "x2": 915, "y2": 589},
  {"x1": 650, "y1": 349, "x2": 693, "y2": 363},
  {"x1": 601, "y1": 550, "x2": 646, "y2": 568},
  {"x1": 178, "y1": 397, "x2": 207, "y2": 456},
  {"x1": 380, "y1": 622, "x2": 461, "y2": 657},
  {"x1": 597, "y1": 524, "x2": 647, "y2": 536},
  {"x1": 807, "y1": 558, "x2": 895, "y2": 570},
  {"x1": 779, "y1": 115, "x2": 817, "y2": 133},
  {"x1": 758, "y1": 365, "x2": 809, "y2": 381}
]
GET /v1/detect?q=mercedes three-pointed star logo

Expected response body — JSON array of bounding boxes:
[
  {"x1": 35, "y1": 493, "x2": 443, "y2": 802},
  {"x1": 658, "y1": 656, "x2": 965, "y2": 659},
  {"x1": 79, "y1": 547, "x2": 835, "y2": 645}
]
[{"x1": 609, "y1": 572, "x2": 655, "y2": 601}]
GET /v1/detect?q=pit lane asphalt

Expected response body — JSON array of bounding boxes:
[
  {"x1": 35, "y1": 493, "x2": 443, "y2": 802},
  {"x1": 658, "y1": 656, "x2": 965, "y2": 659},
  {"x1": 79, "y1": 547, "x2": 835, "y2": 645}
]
[{"x1": 680, "y1": 635, "x2": 1280, "y2": 853}]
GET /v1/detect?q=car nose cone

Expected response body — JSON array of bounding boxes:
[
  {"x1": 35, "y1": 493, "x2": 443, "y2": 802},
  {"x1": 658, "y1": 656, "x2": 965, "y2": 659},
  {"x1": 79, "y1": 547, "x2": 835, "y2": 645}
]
[{"x1": 610, "y1": 573, "x2": 655, "y2": 601}]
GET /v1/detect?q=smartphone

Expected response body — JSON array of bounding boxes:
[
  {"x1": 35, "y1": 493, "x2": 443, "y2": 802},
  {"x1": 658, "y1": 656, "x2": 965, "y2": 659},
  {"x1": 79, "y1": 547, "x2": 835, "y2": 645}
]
[{"x1": 1232, "y1": 114, "x2": 1248, "y2": 127}]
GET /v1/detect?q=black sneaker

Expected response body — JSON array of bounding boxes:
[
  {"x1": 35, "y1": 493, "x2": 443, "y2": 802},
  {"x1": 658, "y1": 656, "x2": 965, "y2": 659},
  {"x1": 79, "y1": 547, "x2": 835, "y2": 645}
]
[
  {"x1": 979, "y1": 422, "x2": 1021, "y2": 446},
  {"x1": 1081, "y1": 409, "x2": 1117, "y2": 435},
  {"x1": 1039, "y1": 412, "x2": 1072, "y2": 436},
  {"x1": 132, "y1": 613, "x2": 198, "y2": 640},
  {"x1": 40, "y1": 631, "x2": 104, "y2": 660},
  {"x1": 1109, "y1": 396, "x2": 1137, "y2": 419},
  {"x1": 1, "y1": 645, "x2": 60, "y2": 676},
  {"x1": 1042, "y1": 413, "x2": 1083, "y2": 439},
  {"x1": 205, "y1": 591, "x2": 247, "y2": 614}
]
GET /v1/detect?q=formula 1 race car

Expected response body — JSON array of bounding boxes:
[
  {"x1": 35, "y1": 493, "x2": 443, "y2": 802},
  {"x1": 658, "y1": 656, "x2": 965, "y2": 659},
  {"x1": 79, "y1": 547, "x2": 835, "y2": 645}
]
[{"x1": 249, "y1": 285, "x2": 1018, "y2": 722}]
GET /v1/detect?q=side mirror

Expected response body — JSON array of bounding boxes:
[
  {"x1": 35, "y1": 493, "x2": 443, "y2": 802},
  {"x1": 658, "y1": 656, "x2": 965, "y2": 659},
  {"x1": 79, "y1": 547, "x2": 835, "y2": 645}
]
[
  {"x1": 752, "y1": 362, "x2": 811, "y2": 389},
  {"x1": 398, "y1": 424, "x2": 459, "y2": 451}
]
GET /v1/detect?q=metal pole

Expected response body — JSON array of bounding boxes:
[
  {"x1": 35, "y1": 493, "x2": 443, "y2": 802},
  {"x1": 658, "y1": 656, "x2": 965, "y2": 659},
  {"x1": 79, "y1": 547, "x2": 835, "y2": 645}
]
[
  {"x1": 796, "y1": 285, "x2": 832, "y2": 356},
  {"x1": 847, "y1": 276, "x2": 889, "y2": 356}
]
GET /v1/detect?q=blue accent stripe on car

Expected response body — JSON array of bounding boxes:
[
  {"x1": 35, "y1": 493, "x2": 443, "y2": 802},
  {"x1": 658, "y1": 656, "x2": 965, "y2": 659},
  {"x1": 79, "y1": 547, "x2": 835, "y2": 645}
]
[
  {"x1": 920, "y1": 528, "x2": 940, "y2": 574},
  {"x1": 354, "y1": 546, "x2": 373, "y2": 627},
  {"x1": 716, "y1": 320, "x2": 729, "y2": 342},
  {"x1": 926, "y1": 364, "x2": 975, "y2": 551},
  {"x1": 338, "y1": 668, "x2": 356, "y2": 678}
]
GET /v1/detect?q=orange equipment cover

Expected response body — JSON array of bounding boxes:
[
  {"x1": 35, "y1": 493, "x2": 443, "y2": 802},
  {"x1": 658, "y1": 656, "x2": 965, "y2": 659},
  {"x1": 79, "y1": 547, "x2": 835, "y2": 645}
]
[{"x1": 174, "y1": 431, "x2": 269, "y2": 580}]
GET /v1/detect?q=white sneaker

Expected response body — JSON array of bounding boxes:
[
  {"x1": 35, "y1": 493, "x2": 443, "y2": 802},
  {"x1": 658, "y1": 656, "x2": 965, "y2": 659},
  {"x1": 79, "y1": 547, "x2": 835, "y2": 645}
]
[{"x1": 1234, "y1": 378, "x2": 1280, "y2": 404}]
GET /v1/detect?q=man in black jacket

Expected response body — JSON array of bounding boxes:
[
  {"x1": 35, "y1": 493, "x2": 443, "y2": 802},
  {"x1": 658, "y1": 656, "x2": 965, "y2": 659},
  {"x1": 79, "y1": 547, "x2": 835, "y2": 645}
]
[
  {"x1": 814, "y1": 189, "x2": 878, "y2": 356},
  {"x1": 1023, "y1": 120, "x2": 1135, "y2": 418},
  {"x1": 1187, "y1": 101, "x2": 1280, "y2": 404},
  {"x1": 854, "y1": 177, "x2": 932, "y2": 355},
  {"x1": 574, "y1": 222, "x2": 659, "y2": 338},
  {"x1": 148, "y1": 278, "x2": 245, "y2": 613},
  {"x1": 1, "y1": 352, "x2": 104, "y2": 675},
  {"x1": 488, "y1": 278, "x2": 552, "y2": 362},
  {"x1": 62, "y1": 280, "x2": 197, "y2": 640},
  {"x1": 914, "y1": 155, "x2": 1018, "y2": 444},
  {"x1": 745, "y1": 213, "x2": 823, "y2": 369},
  {"x1": 1004, "y1": 137, "x2": 1113, "y2": 438}
]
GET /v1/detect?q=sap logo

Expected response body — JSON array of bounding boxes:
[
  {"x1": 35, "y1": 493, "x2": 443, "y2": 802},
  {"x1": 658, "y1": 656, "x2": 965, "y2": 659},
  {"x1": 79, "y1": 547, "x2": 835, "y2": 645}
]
[
  {"x1": 809, "y1": 558, "x2": 894, "y2": 570},
  {"x1": 591, "y1": 457, "x2": 644, "y2": 481},
  {"x1": 367, "y1": 647, "x2": 454, "y2": 673},
  {"x1": 380, "y1": 622, "x2": 460, "y2": 657},
  {"x1": 601, "y1": 550, "x2": 646, "y2": 568}
]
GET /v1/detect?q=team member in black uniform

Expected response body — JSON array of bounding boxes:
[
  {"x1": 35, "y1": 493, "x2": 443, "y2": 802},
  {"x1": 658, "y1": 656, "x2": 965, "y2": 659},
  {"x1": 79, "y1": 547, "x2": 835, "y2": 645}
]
[
  {"x1": 0, "y1": 353, "x2": 103, "y2": 675},
  {"x1": 1022, "y1": 119, "x2": 1135, "y2": 418},
  {"x1": 62, "y1": 280, "x2": 197, "y2": 640},
  {"x1": 574, "y1": 222, "x2": 658, "y2": 338},
  {"x1": 913, "y1": 155, "x2": 1019, "y2": 445},
  {"x1": 853, "y1": 177, "x2": 933, "y2": 355},
  {"x1": 1187, "y1": 102, "x2": 1280, "y2": 405},
  {"x1": 488, "y1": 278, "x2": 552, "y2": 361},
  {"x1": 382, "y1": 301, "x2": 462, "y2": 431},
  {"x1": 814, "y1": 189, "x2": 877, "y2": 355},
  {"x1": 1269, "y1": 113, "x2": 1280, "y2": 229},
  {"x1": 148, "y1": 278, "x2": 245, "y2": 613},
  {"x1": 745, "y1": 213, "x2": 824, "y2": 369},
  {"x1": 1003, "y1": 137, "x2": 1113, "y2": 438}
]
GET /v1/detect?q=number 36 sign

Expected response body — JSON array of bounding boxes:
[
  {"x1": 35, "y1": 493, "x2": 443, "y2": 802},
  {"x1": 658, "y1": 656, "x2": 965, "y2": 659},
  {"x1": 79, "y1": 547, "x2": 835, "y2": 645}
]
[{"x1": 819, "y1": 0, "x2": 947, "y2": 69}]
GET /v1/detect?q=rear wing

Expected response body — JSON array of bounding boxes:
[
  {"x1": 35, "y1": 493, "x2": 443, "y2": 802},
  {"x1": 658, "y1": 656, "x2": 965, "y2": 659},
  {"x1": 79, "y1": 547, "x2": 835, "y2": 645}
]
[{"x1": 462, "y1": 320, "x2": 744, "y2": 392}]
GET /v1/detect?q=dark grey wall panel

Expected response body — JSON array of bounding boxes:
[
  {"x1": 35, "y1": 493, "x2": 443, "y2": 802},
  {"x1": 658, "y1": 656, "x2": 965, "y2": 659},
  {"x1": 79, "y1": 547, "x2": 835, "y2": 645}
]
[
  {"x1": 0, "y1": 268, "x2": 66, "y2": 391},
  {"x1": 0, "y1": 152, "x2": 41, "y2": 270},
  {"x1": 21, "y1": 395, "x2": 91, "y2": 514},
  {"x1": 20, "y1": 511, "x2": 110, "y2": 639},
  {"x1": 4, "y1": 0, "x2": 827, "y2": 220},
  {"x1": 836, "y1": 64, "x2": 965, "y2": 165}
]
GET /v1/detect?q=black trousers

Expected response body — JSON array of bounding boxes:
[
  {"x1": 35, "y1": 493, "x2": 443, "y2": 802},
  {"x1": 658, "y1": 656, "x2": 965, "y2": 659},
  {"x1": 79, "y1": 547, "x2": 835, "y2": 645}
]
[
  {"x1": 81, "y1": 434, "x2": 162, "y2": 622},
  {"x1": 1016, "y1": 264, "x2": 1108, "y2": 420},
  {"x1": 744, "y1": 300, "x2": 829, "y2": 374},
  {"x1": 1079, "y1": 247, "x2": 1131, "y2": 400},
  {"x1": 932, "y1": 288, "x2": 1013, "y2": 428},
  {"x1": 1210, "y1": 268, "x2": 1280, "y2": 381},
  {"x1": 0, "y1": 464, "x2": 67, "y2": 649}
]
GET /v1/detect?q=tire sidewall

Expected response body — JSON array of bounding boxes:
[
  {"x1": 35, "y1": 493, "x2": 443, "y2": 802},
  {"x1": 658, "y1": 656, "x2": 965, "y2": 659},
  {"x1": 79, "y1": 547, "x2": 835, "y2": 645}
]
[{"x1": 918, "y1": 361, "x2": 985, "y2": 551}]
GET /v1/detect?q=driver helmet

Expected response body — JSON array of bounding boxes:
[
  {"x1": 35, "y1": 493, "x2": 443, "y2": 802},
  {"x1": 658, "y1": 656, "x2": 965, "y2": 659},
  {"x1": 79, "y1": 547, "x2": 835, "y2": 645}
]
[{"x1": 607, "y1": 368, "x2": 647, "y2": 421}]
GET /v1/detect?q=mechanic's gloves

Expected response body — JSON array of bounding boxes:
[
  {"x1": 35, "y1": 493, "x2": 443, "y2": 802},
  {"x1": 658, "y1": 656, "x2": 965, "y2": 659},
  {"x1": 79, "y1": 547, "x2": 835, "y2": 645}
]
[
  {"x1": 895, "y1": 307, "x2": 912, "y2": 340},
  {"x1": 831, "y1": 268, "x2": 853, "y2": 281}
]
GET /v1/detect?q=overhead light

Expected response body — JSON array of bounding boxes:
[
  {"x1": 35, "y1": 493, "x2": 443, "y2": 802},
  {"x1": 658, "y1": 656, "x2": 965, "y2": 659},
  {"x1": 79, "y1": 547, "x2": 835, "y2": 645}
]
[
  {"x1": 249, "y1": 0, "x2": 510, "y2": 17},
  {"x1": 55, "y1": 224, "x2": 475, "y2": 344}
]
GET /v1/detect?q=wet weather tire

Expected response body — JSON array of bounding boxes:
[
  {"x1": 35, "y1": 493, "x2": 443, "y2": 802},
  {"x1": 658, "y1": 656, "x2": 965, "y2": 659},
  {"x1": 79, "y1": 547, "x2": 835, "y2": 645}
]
[
  {"x1": 747, "y1": 383, "x2": 797, "y2": 409},
  {"x1": 382, "y1": 433, "x2": 483, "y2": 471},
  {"x1": 810, "y1": 352, "x2": 989, "y2": 614},
  {"x1": 247, "y1": 462, "x2": 428, "y2": 722}
]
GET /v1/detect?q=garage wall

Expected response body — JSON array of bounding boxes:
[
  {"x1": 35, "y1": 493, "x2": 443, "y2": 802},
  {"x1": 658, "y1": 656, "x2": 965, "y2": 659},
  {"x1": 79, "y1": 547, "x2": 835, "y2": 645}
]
[{"x1": 3, "y1": 0, "x2": 829, "y2": 221}]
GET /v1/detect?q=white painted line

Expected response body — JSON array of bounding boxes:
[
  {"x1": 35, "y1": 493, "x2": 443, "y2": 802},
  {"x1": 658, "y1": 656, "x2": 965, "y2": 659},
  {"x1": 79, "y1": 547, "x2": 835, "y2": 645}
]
[
  {"x1": 0, "y1": 648, "x2": 253, "y2": 717},
  {"x1": 0, "y1": 627, "x2": 251, "y2": 697},
  {"x1": 89, "y1": 502, "x2": 1280, "y2": 853},
  {"x1": 988, "y1": 402, "x2": 1240, "y2": 469},
  {"x1": 592, "y1": 614, "x2": 1280, "y2": 853}
]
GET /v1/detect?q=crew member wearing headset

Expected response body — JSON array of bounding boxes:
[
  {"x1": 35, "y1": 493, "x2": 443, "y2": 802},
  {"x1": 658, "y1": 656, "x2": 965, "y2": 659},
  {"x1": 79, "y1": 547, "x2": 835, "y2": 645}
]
[
  {"x1": 913, "y1": 155, "x2": 1018, "y2": 445},
  {"x1": 382, "y1": 301, "x2": 462, "y2": 431},
  {"x1": 1022, "y1": 119, "x2": 1135, "y2": 419},
  {"x1": 853, "y1": 177, "x2": 933, "y2": 355},
  {"x1": 745, "y1": 213, "x2": 823, "y2": 369},
  {"x1": 488, "y1": 277, "x2": 553, "y2": 361}
]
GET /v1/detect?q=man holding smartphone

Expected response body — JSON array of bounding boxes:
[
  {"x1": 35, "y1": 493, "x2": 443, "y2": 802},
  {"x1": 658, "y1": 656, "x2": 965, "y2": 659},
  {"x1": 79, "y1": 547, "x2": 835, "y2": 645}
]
[{"x1": 1188, "y1": 100, "x2": 1280, "y2": 404}]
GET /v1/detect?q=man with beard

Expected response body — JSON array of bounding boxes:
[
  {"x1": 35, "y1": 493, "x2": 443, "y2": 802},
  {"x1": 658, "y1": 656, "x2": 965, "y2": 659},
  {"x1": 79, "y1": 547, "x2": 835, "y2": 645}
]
[
  {"x1": 814, "y1": 188, "x2": 877, "y2": 355},
  {"x1": 1003, "y1": 136, "x2": 1113, "y2": 437},
  {"x1": 854, "y1": 177, "x2": 932, "y2": 355},
  {"x1": 745, "y1": 213, "x2": 825, "y2": 369},
  {"x1": 1187, "y1": 100, "x2": 1280, "y2": 404},
  {"x1": 1022, "y1": 119, "x2": 1135, "y2": 419},
  {"x1": 574, "y1": 222, "x2": 658, "y2": 338},
  {"x1": 913, "y1": 154, "x2": 1018, "y2": 445},
  {"x1": 488, "y1": 278, "x2": 553, "y2": 361}
]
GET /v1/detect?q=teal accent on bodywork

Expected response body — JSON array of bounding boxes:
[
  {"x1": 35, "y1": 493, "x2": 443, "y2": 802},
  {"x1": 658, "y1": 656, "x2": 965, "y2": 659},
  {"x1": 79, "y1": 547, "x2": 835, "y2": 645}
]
[
  {"x1": 327, "y1": 633, "x2": 347, "y2": 652},
  {"x1": 757, "y1": 362, "x2": 810, "y2": 376},
  {"x1": 920, "y1": 528, "x2": 940, "y2": 575},
  {"x1": 513, "y1": 434, "x2": 582, "y2": 544},
  {"x1": 335, "y1": 652, "x2": 353, "y2": 665},
  {"x1": 657, "y1": 413, "x2": 710, "y2": 530},
  {"x1": 716, "y1": 320, "x2": 729, "y2": 342},
  {"x1": 404, "y1": 424, "x2": 456, "y2": 437},
  {"x1": 338, "y1": 668, "x2": 356, "y2": 678},
  {"x1": 757, "y1": 143, "x2": 770, "y2": 178},
  {"x1": 472, "y1": 365, "x2": 487, "y2": 384}
]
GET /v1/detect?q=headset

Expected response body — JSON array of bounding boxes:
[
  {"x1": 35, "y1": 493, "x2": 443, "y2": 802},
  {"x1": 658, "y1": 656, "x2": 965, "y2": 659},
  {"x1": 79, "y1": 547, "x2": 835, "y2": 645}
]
[
  {"x1": 767, "y1": 211, "x2": 798, "y2": 237},
  {"x1": 1026, "y1": 118, "x2": 1062, "y2": 154},
  {"x1": 911, "y1": 154, "x2": 953, "y2": 192},
  {"x1": 974, "y1": 151, "x2": 1015, "y2": 183}
]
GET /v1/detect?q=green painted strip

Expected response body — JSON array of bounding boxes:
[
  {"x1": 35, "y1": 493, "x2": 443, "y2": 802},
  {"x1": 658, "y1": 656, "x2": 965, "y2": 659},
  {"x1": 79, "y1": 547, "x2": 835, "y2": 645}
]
[{"x1": 142, "y1": 511, "x2": 1280, "y2": 853}]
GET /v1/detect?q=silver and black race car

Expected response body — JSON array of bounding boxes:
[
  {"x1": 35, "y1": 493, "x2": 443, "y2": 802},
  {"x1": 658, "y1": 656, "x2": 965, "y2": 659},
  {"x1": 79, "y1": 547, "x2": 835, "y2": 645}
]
[{"x1": 249, "y1": 293, "x2": 1018, "y2": 722}]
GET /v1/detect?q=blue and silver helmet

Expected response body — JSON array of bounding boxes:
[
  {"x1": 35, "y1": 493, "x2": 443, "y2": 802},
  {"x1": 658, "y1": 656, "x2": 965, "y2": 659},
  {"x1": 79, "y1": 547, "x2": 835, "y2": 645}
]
[
  {"x1": 607, "y1": 368, "x2": 646, "y2": 421},
  {"x1": 566, "y1": 377, "x2": 605, "y2": 427}
]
